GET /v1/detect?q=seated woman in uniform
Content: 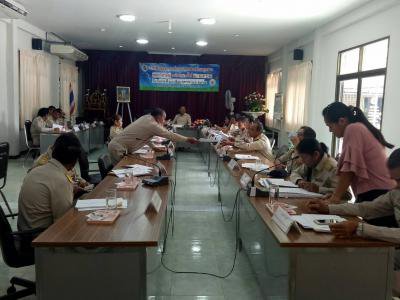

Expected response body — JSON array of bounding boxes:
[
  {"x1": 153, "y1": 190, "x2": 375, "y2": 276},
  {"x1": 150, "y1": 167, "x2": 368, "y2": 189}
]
[
  {"x1": 30, "y1": 107, "x2": 59, "y2": 146},
  {"x1": 109, "y1": 114, "x2": 123, "y2": 141},
  {"x1": 290, "y1": 138, "x2": 352, "y2": 200}
]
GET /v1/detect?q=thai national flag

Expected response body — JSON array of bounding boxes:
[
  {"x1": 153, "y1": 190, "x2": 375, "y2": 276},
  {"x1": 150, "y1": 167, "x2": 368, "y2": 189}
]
[{"x1": 69, "y1": 82, "x2": 75, "y2": 116}]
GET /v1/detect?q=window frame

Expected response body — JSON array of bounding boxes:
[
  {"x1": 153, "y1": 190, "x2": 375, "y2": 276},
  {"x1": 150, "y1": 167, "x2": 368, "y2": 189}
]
[{"x1": 332, "y1": 36, "x2": 390, "y2": 155}]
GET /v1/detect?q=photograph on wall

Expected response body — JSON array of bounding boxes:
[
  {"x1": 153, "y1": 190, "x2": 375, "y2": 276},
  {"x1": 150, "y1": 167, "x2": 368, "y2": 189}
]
[
  {"x1": 139, "y1": 63, "x2": 220, "y2": 92},
  {"x1": 116, "y1": 86, "x2": 131, "y2": 103}
]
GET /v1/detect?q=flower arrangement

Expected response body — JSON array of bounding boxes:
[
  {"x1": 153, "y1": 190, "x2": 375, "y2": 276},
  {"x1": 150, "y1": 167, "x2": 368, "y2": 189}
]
[
  {"x1": 244, "y1": 92, "x2": 267, "y2": 112},
  {"x1": 192, "y1": 119, "x2": 211, "y2": 128}
]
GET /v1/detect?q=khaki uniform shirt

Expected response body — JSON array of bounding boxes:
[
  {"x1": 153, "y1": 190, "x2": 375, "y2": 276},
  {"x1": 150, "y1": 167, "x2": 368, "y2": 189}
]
[
  {"x1": 109, "y1": 126, "x2": 123, "y2": 140},
  {"x1": 108, "y1": 114, "x2": 187, "y2": 164},
  {"x1": 233, "y1": 128, "x2": 252, "y2": 143},
  {"x1": 290, "y1": 154, "x2": 352, "y2": 200},
  {"x1": 278, "y1": 148, "x2": 302, "y2": 173},
  {"x1": 329, "y1": 188, "x2": 400, "y2": 244},
  {"x1": 234, "y1": 133, "x2": 273, "y2": 160},
  {"x1": 172, "y1": 113, "x2": 192, "y2": 126},
  {"x1": 18, "y1": 159, "x2": 74, "y2": 230},
  {"x1": 31, "y1": 116, "x2": 53, "y2": 146}
]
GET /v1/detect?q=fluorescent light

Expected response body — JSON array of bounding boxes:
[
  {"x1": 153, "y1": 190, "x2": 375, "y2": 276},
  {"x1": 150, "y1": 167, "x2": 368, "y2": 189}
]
[
  {"x1": 171, "y1": 47, "x2": 175, "y2": 50},
  {"x1": 223, "y1": 49, "x2": 227, "y2": 52},
  {"x1": 198, "y1": 18, "x2": 216, "y2": 25},
  {"x1": 100, "y1": 28, "x2": 106, "y2": 32},
  {"x1": 232, "y1": 34, "x2": 240, "y2": 38},
  {"x1": 117, "y1": 14, "x2": 135, "y2": 22},
  {"x1": 136, "y1": 39, "x2": 149, "y2": 45},
  {"x1": 119, "y1": 45, "x2": 124, "y2": 48},
  {"x1": 196, "y1": 40, "x2": 208, "y2": 47}
]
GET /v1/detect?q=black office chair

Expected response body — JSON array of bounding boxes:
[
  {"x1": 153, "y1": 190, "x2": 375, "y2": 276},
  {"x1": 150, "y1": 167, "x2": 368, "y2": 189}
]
[
  {"x1": 0, "y1": 205, "x2": 43, "y2": 299},
  {"x1": 0, "y1": 142, "x2": 15, "y2": 219},
  {"x1": 78, "y1": 150, "x2": 102, "y2": 185},
  {"x1": 98, "y1": 154, "x2": 114, "y2": 179},
  {"x1": 23, "y1": 121, "x2": 40, "y2": 167}
]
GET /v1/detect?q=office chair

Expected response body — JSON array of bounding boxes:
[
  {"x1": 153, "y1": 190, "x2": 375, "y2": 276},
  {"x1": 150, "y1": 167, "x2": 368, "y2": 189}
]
[
  {"x1": 78, "y1": 150, "x2": 102, "y2": 185},
  {"x1": 0, "y1": 205, "x2": 43, "y2": 299},
  {"x1": 23, "y1": 121, "x2": 40, "y2": 168},
  {"x1": 98, "y1": 154, "x2": 114, "y2": 179},
  {"x1": 0, "y1": 142, "x2": 16, "y2": 219}
]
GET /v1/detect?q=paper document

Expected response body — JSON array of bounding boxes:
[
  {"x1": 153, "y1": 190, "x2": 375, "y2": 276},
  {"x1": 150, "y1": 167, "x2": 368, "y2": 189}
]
[
  {"x1": 75, "y1": 198, "x2": 127, "y2": 211},
  {"x1": 52, "y1": 124, "x2": 64, "y2": 129},
  {"x1": 259, "y1": 178, "x2": 298, "y2": 188},
  {"x1": 278, "y1": 187, "x2": 323, "y2": 198},
  {"x1": 234, "y1": 154, "x2": 259, "y2": 160},
  {"x1": 291, "y1": 214, "x2": 346, "y2": 232},
  {"x1": 111, "y1": 164, "x2": 153, "y2": 178},
  {"x1": 241, "y1": 163, "x2": 269, "y2": 172},
  {"x1": 132, "y1": 148, "x2": 149, "y2": 154}
]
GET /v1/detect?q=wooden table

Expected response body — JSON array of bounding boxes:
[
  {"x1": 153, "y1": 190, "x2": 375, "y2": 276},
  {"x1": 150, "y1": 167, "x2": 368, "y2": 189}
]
[
  {"x1": 32, "y1": 155, "x2": 172, "y2": 300},
  {"x1": 211, "y1": 146, "x2": 395, "y2": 300}
]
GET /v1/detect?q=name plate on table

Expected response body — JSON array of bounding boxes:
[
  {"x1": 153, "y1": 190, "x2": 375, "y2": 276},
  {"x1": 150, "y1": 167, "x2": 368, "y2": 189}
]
[
  {"x1": 146, "y1": 192, "x2": 163, "y2": 214},
  {"x1": 272, "y1": 207, "x2": 301, "y2": 234},
  {"x1": 227, "y1": 159, "x2": 239, "y2": 171},
  {"x1": 73, "y1": 125, "x2": 80, "y2": 132},
  {"x1": 240, "y1": 173, "x2": 251, "y2": 188}
]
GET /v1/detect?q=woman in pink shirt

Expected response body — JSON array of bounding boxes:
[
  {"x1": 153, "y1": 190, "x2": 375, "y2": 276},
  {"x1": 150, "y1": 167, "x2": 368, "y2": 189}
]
[{"x1": 322, "y1": 102, "x2": 396, "y2": 226}]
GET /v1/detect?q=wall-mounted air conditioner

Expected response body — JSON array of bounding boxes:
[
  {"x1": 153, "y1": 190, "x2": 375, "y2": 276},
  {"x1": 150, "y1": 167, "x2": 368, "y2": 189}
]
[
  {"x1": 0, "y1": 0, "x2": 27, "y2": 19},
  {"x1": 50, "y1": 44, "x2": 88, "y2": 62}
]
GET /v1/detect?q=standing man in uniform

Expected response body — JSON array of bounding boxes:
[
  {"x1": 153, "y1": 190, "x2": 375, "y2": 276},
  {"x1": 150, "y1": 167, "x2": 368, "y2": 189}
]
[{"x1": 108, "y1": 108, "x2": 198, "y2": 164}]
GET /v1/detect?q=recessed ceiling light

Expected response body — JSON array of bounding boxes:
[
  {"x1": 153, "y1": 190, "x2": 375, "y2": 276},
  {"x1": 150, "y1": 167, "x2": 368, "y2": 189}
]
[
  {"x1": 168, "y1": 31, "x2": 173, "y2": 34},
  {"x1": 223, "y1": 49, "x2": 227, "y2": 52},
  {"x1": 232, "y1": 34, "x2": 240, "y2": 37},
  {"x1": 171, "y1": 47, "x2": 175, "y2": 50},
  {"x1": 119, "y1": 45, "x2": 124, "y2": 48},
  {"x1": 196, "y1": 40, "x2": 208, "y2": 47},
  {"x1": 100, "y1": 28, "x2": 106, "y2": 32},
  {"x1": 117, "y1": 14, "x2": 136, "y2": 22},
  {"x1": 198, "y1": 18, "x2": 216, "y2": 25},
  {"x1": 136, "y1": 38, "x2": 149, "y2": 45}
]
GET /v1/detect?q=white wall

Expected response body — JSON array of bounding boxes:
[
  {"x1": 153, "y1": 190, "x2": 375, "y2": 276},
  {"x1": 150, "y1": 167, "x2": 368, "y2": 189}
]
[
  {"x1": 0, "y1": 18, "x2": 61, "y2": 155},
  {"x1": 268, "y1": 0, "x2": 400, "y2": 150}
]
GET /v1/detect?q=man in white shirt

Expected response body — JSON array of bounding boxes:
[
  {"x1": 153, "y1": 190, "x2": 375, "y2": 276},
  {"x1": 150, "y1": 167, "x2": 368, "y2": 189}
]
[
  {"x1": 221, "y1": 121, "x2": 273, "y2": 160},
  {"x1": 172, "y1": 106, "x2": 192, "y2": 126},
  {"x1": 108, "y1": 108, "x2": 198, "y2": 164}
]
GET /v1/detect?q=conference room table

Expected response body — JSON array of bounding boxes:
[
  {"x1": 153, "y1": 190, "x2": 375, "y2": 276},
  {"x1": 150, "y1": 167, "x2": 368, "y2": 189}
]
[
  {"x1": 32, "y1": 155, "x2": 172, "y2": 300},
  {"x1": 197, "y1": 129, "x2": 395, "y2": 300},
  {"x1": 39, "y1": 124, "x2": 104, "y2": 154}
]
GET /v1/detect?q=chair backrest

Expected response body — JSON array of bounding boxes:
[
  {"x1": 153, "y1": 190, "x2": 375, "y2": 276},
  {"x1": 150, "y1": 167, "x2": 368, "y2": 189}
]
[
  {"x1": 270, "y1": 138, "x2": 276, "y2": 149},
  {"x1": 0, "y1": 204, "x2": 34, "y2": 267},
  {"x1": 24, "y1": 120, "x2": 33, "y2": 147},
  {"x1": 0, "y1": 142, "x2": 9, "y2": 186},
  {"x1": 98, "y1": 154, "x2": 114, "y2": 179},
  {"x1": 78, "y1": 150, "x2": 90, "y2": 181}
]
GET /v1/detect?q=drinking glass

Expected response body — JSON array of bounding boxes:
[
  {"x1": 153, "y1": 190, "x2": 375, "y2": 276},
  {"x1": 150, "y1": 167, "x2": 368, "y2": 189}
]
[
  {"x1": 269, "y1": 184, "x2": 280, "y2": 207},
  {"x1": 106, "y1": 188, "x2": 117, "y2": 209}
]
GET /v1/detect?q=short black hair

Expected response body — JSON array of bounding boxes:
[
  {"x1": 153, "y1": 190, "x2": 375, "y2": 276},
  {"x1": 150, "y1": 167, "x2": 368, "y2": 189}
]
[
  {"x1": 299, "y1": 126, "x2": 316, "y2": 139},
  {"x1": 236, "y1": 115, "x2": 249, "y2": 123},
  {"x1": 151, "y1": 108, "x2": 166, "y2": 117},
  {"x1": 48, "y1": 105, "x2": 56, "y2": 110},
  {"x1": 297, "y1": 138, "x2": 329, "y2": 156},
  {"x1": 387, "y1": 149, "x2": 400, "y2": 169},
  {"x1": 252, "y1": 120, "x2": 264, "y2": 132},
  {"x1": 52, "y1": 134, "x2": 82, "y2": 166},
  {"x1": 37, "y1": 107, "x2": 49, "y2": 117}
]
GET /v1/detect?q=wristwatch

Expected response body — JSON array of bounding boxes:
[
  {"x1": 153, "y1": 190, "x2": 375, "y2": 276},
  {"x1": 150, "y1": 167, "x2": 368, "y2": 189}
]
[{"x1": 356, "y1": 222, "x2": 364, "y2": 236}]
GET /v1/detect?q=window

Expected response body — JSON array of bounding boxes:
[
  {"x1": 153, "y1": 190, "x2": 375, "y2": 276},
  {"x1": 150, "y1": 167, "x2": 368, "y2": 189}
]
[
  {"x1": 334, "y1": 37, "x2": 389, "y2": 154},
  {"x1": 265, "y1": 71, "x2": 282, "y2": 127}
]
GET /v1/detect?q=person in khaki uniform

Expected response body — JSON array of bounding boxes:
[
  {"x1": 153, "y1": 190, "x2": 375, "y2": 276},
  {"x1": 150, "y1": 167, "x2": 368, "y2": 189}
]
[
  {"x1": 172, "y1": 106, "x2": 192, "y2": 126},
  {"x1": 277, "y1": 126, "x2": 316, "y2": 172},
  {"x1": 31, "y1": 107, "x2": 58, "y2": 146},
  {"x1": 290, "y1": 138, "x2": 352, "y2": 200},
  {"x1": 18, "y1": 133, "x2": 82, "y2": 230},
  {"x1": 109, "y1": 114, "x2": 124, "y2": 140},
  {"x1": 230, "y1": 115, "x2": 252, "y2": 143},
  {"x1": 221, "y1": 121, "x2": 273, "y2": 160},
  {"x1": 108, "y1": 108, "x2": 198, "y2": 164}
]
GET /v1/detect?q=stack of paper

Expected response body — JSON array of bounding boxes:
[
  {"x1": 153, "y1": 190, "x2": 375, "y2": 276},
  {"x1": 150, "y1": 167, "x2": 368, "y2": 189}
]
[
  {"x1": 132, "y1": 148, "x2": 149, "y2": 154},
  {"x1": 234, "y1": 154, "x2": 259, "y2": 160},
  {"x1": 291, "y1": 214, "x2": 346, "y2": 232},
  {"x1": 241, "y1": 163, "x2": 269, "y2": 172},
  {"x1": 259, "y1": 178, "x2": 298, "y2": 188},
  {"x1": 75, "y1": 198, "x2": 127, "y2": 211},
  {"x1": 275, "y1": 187, "x2": 322, "y2": 198},
  {"x1": 111, "y1": 164, "x2": 153, "y2": 178}
]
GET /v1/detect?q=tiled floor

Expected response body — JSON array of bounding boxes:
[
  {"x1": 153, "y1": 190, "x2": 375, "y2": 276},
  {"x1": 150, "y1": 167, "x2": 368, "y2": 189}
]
[{"x1": 0, "y1": 148, "x2": 263, "y2": 299}]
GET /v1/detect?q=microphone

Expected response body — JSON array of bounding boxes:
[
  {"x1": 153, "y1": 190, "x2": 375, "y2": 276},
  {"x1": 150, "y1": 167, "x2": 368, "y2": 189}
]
[{"x1": 247, "y1": 155, "x2": 299, "y2": 197}]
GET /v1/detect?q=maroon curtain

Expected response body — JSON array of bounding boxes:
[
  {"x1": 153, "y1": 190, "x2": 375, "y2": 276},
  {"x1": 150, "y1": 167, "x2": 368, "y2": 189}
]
[{"x1": 79, "y1": 50, "x2": 266, "y2": 125}]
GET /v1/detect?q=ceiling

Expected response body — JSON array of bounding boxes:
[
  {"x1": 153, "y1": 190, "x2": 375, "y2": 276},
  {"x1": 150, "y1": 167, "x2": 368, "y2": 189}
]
[{"x1": 19, "y1": 0, "x2": 372, "y2": 56}]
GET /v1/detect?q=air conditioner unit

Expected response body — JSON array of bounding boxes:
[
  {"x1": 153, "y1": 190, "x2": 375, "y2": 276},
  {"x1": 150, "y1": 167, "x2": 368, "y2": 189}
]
[
  {"x1": 50, "y1": 44, "x2": 88, "y2": 62},
  {"x1": 0, "y1": 0, "x2": 27, "y2": 19}
]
